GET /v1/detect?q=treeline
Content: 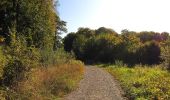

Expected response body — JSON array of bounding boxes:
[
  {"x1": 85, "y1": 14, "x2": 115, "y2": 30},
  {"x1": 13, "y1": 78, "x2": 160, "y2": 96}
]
[
  {"x1": 0, "y1": 0, "x2": 84, "y2": 99},
  {"x1": 64, "y1": 27, "x2": 170, "y2": 68}
]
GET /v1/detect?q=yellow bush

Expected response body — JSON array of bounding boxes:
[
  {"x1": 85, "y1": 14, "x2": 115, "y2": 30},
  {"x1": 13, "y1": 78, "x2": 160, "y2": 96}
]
[{"x1": 14, "y1": 61, "x2": 84, "y2": 100}]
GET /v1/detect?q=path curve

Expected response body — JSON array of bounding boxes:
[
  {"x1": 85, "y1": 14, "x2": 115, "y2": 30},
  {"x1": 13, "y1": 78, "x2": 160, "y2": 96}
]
[{"x1": 64, "y1": 66, "x2": 126, "y2": 100}]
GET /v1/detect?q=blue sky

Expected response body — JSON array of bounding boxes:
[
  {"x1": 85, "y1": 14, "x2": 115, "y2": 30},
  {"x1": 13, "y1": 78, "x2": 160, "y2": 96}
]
[{"x1": 58, "y1": 0, "x2": 170, "y2": 36}]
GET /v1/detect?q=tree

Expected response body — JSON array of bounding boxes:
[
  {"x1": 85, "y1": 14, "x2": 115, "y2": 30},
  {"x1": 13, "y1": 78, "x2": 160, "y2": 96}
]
[
  {"x1": 161, "y1": 32, "x2": 169, "y2": 41},
  {"x1": 121, "y1": 30, "x2": 141, "y2": 65},
  {"x1": 84, "y1": 34, "x2": 122, "y2": 63},
  {"x1": 137, "y1": 41, "x2": 161, "y2": 65},
  {"x1": 0, "y1": 0, "x2": 58, "y2": 86},
  {"x1": 72, "y1": 34, "x2": 88, "y2": 60},
  {"x1": 0, "y1": 0, "x2": 20, "y2": 44},
  {"x1": 96, "y1": 27, "x2": 117, "y2": 35},
  {"x1": 54, "y1": 15, "x2": 67, "y2": 50},
  {"x1": 0, "y1": 0, "x2": 57, "y2": 48},
  {"x1": 77, "y1": 27, "x2": 95, "y2": 37},
  {"x1": 63, "y1": 32, "x2": 76, "y2": 52}
]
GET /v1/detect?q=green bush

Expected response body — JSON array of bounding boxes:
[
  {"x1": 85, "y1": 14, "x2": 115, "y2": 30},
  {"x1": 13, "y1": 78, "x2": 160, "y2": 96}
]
[
  {"x1": 40, "y1": 48, "x2": 75, "y2": 66},
  {"x1": 83, "y1": 34, "x2": 122, "y2": 63},
  {"x1": 161, "y1": 39, "x2": 170, "y2": 70},
  {"x1": 3, "y1": 60, "x2": 26, "y2": 87},
  {"x1": 0, "y1": 47, "x2": 7, "y2": 78},
  {"x1": 2, "y1": 35, "x2": 40, "y2": 87}
]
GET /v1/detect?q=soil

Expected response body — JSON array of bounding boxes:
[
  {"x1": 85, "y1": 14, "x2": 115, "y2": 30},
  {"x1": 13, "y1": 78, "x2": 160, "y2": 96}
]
[{"x1": 64, "y1": 66, "x2": 126, "y2": 100}]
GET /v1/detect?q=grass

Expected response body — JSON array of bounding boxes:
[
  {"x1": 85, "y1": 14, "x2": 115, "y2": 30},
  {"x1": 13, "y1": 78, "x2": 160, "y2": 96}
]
[
  {"x1": 1, "y1": 60, "x2": 84, "y2": 100},
  {"x1": 105, "y1": 65, "x2": 170, "y2": 100}
]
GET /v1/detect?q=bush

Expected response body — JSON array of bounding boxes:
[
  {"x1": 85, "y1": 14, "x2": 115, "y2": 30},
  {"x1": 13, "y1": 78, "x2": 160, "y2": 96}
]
[
  {"x1": 83, "y1": 34, "x2": 122, "y2": 63},
  {"x1": 2, "y1": 35, "x2": 40, "y2": 87},
  {"x1": 161, "y1": 40, "x2": 170, "y2": 70},
  {"x1": 40, "y1": 48, "x2": 75, "y2": 66},
  {"x1": 0, "y1": 33, "x2": 82, "y2": 99},
  {"x1": 6, "y1": 61, "x2": 84, "y2": 99},
  {"x1": 0, "y1": 47, "x2": 7, "y2": 78},
  {"x1": 2, "y1": 60, "x2": 26, "y2": 87},
  {"x1": 137, "y1": 41, "x2": 161, "y2": 65}
]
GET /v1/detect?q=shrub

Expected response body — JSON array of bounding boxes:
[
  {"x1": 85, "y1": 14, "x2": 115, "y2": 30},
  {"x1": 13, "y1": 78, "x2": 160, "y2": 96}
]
[
  {"x1": 6, "y1": 61, "x2": 84, "y2": 99},
  {"x1": 137, "y1": 41, "x2": 161, "y2": 65},
  {"x1": 2, "y1": 35, "x2": 40, "y2": 87},
  {"x1": 83, "y1": 34, "x2": 123, "y2": 63},
  {"x1": 40, "y1": 48, "x2": 75, "y2": 67},
  {"x1": 2, "y1": 60, "x2": 26, "y2": 87},
  {"x1": 161, "y1": 40, "x2": 170, "y2": 70},
  {"x1": 0, "y1": 47, "x2": 7, "y2": 78}
]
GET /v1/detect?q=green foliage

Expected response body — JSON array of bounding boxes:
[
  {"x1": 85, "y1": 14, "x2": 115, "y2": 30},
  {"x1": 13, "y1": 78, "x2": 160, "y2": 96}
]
[
  {"x1": 54, "y1": 15, "x2": 67, "y2": 50},
  {"x1": 40, "y1": 48, "x2": 75, "y2": 66},
  {"x1": 64, "y1": 27, "x2": 170, "y2": 66},
  {"x1": 138, "y1": 31, "x2": 169, "y2": 43},
  {"x1": 0, "y1": 0, "x2": 85, "y2": 99},
  {"x1": 95, "y1": 27, "x2": 118, "y2": 35},
  {"x1": 3, "y1": 60, "x2": 25, "y2": 87},
  {"x1": 73, "y1": 34, "x2": 88, "y2": 60},
  {"x1": 106, "y1": 65, "x2": 170, "y2": 100},
  {"x1": 0, "y1": 0, "x2": 56, "y2": 48},
  {"x1": 0, "y1": 0, "x2": 57, "y2": 86},
  {"x1": 84, "y1": 34, "x2": 122, "y2": 63},
  {"x1": 161, "y1": 39, "x2": 170, "y2": 70},
  {"x1": 136, "y1": 41, "x2": 161, "y2": 65},
  {"x1": 77, "y1": 27, "x2": 95, "y2": 37},
  {"x1": 0, "y1": 47, "x2": 7, "y2": 78},
  {"x1": 2, "y1": 34, "x2": 40, "y2": 86},
  {"x1": 120, "y1": 31, "x2": 141, "y2": 65},
  {"x1": 63, "y1": 33, "x2": 76, "y2": 52}
]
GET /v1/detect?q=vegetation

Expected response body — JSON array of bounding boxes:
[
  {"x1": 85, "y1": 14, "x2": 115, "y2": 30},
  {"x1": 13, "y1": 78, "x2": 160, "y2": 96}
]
[
  {"x1": 1, "y1": 60, "x2": 84, "y2": 99},
  {"x1": 0, "y1": 0, "x2": 170, "y2": 99},
  {"x1": 106, "y1": 65, "x2": 170, "y2": 100},
  {"x1": 0, "y1": 0, "x2": 84, "y2": 99},
  {"x1": 64, "y1": 28, "x2": 170, "y2": 66},
  {"x1": 161, "y1": 38, "x2": 170, "y2": 70},
  {"x1": 63, "y1": 27, "x2": 170, "y2": 99}
]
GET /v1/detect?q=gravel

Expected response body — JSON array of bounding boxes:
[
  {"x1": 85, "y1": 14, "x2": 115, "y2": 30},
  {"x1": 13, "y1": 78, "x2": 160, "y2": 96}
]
[{"x1": 64, "y1": 66, "x2": 126, "y2": 100}]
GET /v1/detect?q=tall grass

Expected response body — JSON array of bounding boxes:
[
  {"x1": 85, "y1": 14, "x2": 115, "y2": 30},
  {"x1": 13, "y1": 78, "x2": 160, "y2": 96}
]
[
  {"x1": 106, "y1": 65, "x2": 170, "y2": 100},
  {"x1": 0, "y1": 36, "x2": 84, "y2": 99},
  {"x1": 3, "y1": 60, "x2": 84, "y2": 99}
]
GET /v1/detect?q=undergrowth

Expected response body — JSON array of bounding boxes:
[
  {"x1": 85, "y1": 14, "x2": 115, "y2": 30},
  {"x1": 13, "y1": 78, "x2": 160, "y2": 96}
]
[
  {"x1": 1, "y1": 60, "x2": 84, "y2": 100},
  {"x1": 106, "y1": 65, "x2": 170, "y2": 100}
]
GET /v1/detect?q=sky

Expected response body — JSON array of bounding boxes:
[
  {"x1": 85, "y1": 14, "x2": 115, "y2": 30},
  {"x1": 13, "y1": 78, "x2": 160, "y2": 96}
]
[{"x1": 58, "y1": 0, "x2": 170, "y2": 36}]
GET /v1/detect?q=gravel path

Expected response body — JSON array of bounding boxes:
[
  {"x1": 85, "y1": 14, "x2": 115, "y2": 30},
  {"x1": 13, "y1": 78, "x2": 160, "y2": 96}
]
[{"x1": 64, "y1": 66, "x2": 126, "y2": 100}]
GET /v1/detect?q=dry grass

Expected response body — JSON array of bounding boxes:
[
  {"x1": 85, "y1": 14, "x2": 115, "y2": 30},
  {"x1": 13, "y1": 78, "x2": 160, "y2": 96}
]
[{"x1": 11, "y1": 60, "x2": 84, "y2": 100}]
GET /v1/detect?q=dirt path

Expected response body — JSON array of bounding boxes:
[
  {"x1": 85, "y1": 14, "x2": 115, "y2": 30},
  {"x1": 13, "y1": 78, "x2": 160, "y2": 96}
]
[{"x1": 64, "y1": 66, "x2": 126, "y2": 100}]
